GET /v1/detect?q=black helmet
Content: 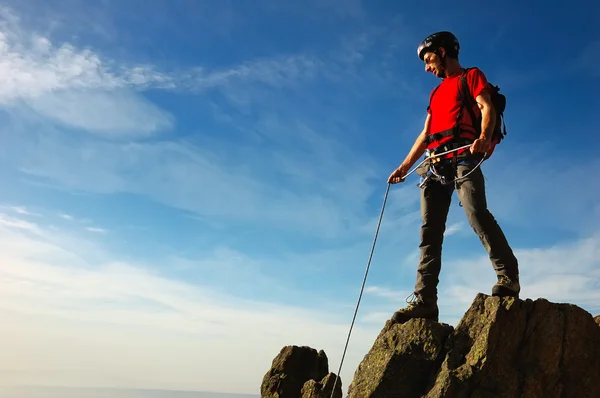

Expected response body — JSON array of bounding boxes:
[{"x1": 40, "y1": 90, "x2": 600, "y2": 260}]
[{"x1": 417, "y1": 31, "x2": 460, "y2": 61}]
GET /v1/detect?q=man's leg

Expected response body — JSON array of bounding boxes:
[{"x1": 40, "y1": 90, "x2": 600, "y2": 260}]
[
  {"x1": 392, "y1": 177, "x2": 452, "y2": 323},
  {"x1": 455, "y1": 161, "x2": 520, "y2": 296},
  {"x1": 414, "y1": 179, "x2": 453, "y2": 302}
]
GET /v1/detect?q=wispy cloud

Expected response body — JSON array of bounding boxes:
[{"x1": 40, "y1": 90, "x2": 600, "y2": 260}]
[
  {"x1": 0, "y1": 205, "x2": 39, "y2": 216},
  {"x1": 444, "y1": 222, "x2": 465, "y2": 237},
  {"x1": 478, "y1": 147, "x2": 600, "y2": 235},
  {"x1": 0, "y1": 5, "x2": 399, "y2": 239},
  {"x1": 0, "y1": 5, "x2": 325, "y2": 107},
  {"x1": 2, "y1": 123, "x2": 373, "y2": 238},
  {"x1": 363, "y1": 233, "x2": 600, "y2": 326},
  {"x1": 364, "y1": 285, "x2": 411, "y2": 302},
  {"x1": 85, "y1": 227, "x2": 107, "y2": 234},
  {"x1": 444, "y1": 236, "x2": 600, "y2": 318},
  {"x1": 3, "y1": 210, "x2": 597, "y2": 393},
  {"x1": 25, "y1": 89, "x2": 174, "y2": 135},
  {"x1": 0, "y1": 213, "x2": 43, "y2": 234},
  {"x1": 0, "y1": 7, "x2": 173, "y2": 102},
  {"x1": 0, "y1": 214, "x2": 380, "y2": 393},
  {"x1": 0, "y1": 6, "x2": 175, "y2": 135},
  {"x1": 0, "y1": 3, "x2": 416, "y2": 112}
]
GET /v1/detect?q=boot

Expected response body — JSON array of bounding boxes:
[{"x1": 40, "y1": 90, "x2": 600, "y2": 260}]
[
  {"x1": 492, "y1": 274, "x2": 520, "y2": 298},
  {"x1": 391, "y1": 292, "x2": 439, "y2": 324}
]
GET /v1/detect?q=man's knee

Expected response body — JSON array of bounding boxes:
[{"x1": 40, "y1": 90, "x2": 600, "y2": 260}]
[
  {"x1": 465, "y1": 207, "x2": 495, "y2": 234},
  {"x1": 457, "y1": 177, "x2": 490, "y2": 228}
]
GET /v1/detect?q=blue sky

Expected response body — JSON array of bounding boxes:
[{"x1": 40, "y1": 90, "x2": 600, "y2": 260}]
[{"x1": 0, "y1": 0, "x2": 598, "y2": 396}]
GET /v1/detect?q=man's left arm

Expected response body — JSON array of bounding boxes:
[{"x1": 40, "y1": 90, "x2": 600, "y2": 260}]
[
  {"x1": 470, "y1": 90, "x2": 496, "y2": 154},
  {"x1": 476, "y1": 90, "x2": 496, "y2": 143}
]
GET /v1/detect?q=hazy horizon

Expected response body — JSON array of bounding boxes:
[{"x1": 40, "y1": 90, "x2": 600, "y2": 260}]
[{"x1": 0, "y1": 385, "x2": 259, "y2": 398}]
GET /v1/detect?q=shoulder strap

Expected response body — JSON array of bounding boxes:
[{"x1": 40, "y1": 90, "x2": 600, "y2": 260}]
[
  {"x1": 427, "y1": 83, "x2": 442, "y2": 113},
  {"x1": 459, "y1": 67, "x2": 475, "y2": 103},
  {"x1": 458, "y1": 67, "x2": 480, "y2": 134},
  {"x1": 424, "y1": 83, "x2": 442, "y2": 145}
]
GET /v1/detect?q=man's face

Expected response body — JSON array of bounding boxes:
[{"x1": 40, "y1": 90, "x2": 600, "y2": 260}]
[{"x1": 423, "y1": 51, "x2": 442, "y2": 77}]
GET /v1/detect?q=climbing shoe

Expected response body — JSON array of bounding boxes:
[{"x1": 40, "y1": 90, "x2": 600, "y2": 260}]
[
  {"x1": 492, "y1": 274, "x2": 520, "y2": 298},
  {"x1": 391, "y1": 293, "x2": 439, "y2": 324}
]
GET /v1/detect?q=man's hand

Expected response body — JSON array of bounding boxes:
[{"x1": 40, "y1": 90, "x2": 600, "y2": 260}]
[
  {"x1": 470, "y1": 137, "x2": 491, "y2": 154},
  {"x1": 388, "y1": 163, "x2": 410, "y2": 184}
]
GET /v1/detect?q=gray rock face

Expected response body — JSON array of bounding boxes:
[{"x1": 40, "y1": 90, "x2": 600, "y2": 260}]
[
  {"x1": 263, "y1": 294, "x2": 600, "y2": 398},
  {"x1": 347, "y1": 318, "x2": 453, "y2": 397},
  {"x1": 424, "y1": 294, "x2": 600, "y2": 398}
]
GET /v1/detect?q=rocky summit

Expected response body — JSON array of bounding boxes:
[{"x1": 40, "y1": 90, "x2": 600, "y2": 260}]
[{"x1": 262, "y1": 294, "x2": 600, "y2": 397}]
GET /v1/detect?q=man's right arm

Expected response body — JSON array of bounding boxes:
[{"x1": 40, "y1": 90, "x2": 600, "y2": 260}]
[
  {"x1": 388, "y1": 113, "x2": 431, "y2": 184},
  {"x1": 400, "y1": 113, "x2": 430, "y2": 169}
]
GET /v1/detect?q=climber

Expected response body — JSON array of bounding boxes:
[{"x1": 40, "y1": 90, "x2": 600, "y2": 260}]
[{"x1": 386, "y1": 31, "x2": 520, "y2": 324}]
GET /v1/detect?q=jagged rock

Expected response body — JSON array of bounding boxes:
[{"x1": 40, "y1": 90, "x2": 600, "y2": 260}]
[
  {"x1": 261, "y1": 345, "x2": 340, "y2": 397},
  {"x1": 425, "y1": 294, "x2": 600, "y2": 398},
  {"x1": 264, "y1": 295, "x2": 600, "y2": 398},
  {"x1": 347, "y1": 318, "x2": 454, "y2": 397},
  {"x1": 301, "y1": 373, "x2": 343, "y2": 398}
]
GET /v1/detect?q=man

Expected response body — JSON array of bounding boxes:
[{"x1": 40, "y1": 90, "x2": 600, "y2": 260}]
[{"x1": 387, "y1": 31, "x2": 520, "y2": 324}]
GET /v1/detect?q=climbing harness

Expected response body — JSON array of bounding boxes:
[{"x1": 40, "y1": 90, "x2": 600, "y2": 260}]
[
  {"x1": 329, "y1": 143, "x2": 484, "y2": 397},
  {"x1": 419, "y1": 146, "x2": 486, "y2": 188}
]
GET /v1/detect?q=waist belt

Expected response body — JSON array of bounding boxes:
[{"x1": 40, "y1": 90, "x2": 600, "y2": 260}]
[
  {"x1": 425, "y1": 126, "x2": 477, "y2": 147},
  {"x1": 427, "y1": 139, "x2": 476, "y2": 163}
]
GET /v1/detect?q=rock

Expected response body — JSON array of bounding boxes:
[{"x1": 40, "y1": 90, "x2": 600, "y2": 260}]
[
  {"x1": 301, "y1": 373, "x2": 343, "y2": 398},
  {"x1": 347, "y1": 318, "x2": 453, "y2": 397},
  {"x1": 263, "y1": 294, "x2": 600, "y2": 398},
  {"x1": 425, "y1": 294, "x2": 600, "y2": 398},
  {"x1": 261, "y1": 345, "x2": 341, "y2": 398}
]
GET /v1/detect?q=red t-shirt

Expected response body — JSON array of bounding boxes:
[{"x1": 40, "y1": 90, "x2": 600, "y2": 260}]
[{"x1": 427, "y1": 67, "x2": 488, "y2": 138}]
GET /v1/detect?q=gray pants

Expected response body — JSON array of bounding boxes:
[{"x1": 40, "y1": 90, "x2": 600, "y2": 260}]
[{"x1": 414, "y1": 160, "x2": 519, "y2": 303}]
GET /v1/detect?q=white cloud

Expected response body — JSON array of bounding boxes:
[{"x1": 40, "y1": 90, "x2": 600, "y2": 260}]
[
  {"x1": 6, "y1": 205, "x2": 38, "y2": 216},
  {"x1": 186, "y1": 54, "x2": 320, "y2": 92},
  {"x1": 477, "y1": 146, "x2": 600, "y2": 234},
  {"x1": 444, "y1": 222, "x2": 465, "y2": 237},
  {"x1": 1, "y1": 106, "x2": 379, "y2": 238},
  {"x1": 0, "y1": 5, "x2": 320, "y2": 109},
  {"x1": 24, "y1": 89, "x2": 174, "y2": 135},
  {"x1": 0, "y1": 6, "x2": 385, "y2": 239},
  {"x1": 0, "y1": 213, "x2": 43, "y2": 234},
  {"x1": 0, "y1": 7, "x2": 174, "y2": 135},
  {"x1": 364, "y1": 285, "x2": 411, "y2": 302},
  {"x1": 0, "y1": 3, "x2": 408, "y2": 125},
  {"x1": 0, "y1": 215, "x2": 381, "y2": 394},
  {"x1": 441, "y1": 234, "x2": 600, "y2": 318},
  {"x1": 363, "y1": 233, "x2": 600, "y2": 325},
  {"x1": 85, "y1": 227, "x2": 107, "y2": 234},
  {"x1": 0, "y1": 7, "x2": 172, "y2": 103}
]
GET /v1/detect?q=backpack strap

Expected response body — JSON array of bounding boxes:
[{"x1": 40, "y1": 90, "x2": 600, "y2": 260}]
[
  {"x1": 427, "y1": 84, "x2": 441, "y2": 113},
  {"x1": 448, "y1": 68, "x2": 486, "y2": 171},
  {"x1": 424, "y1": 84, "x2": 441, "y2": 145},
  {"x1": 458, "y1": 67, "x2": 481, "y2": 136}
]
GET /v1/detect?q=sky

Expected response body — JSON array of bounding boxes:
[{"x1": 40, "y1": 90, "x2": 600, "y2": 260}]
[{"x1": 0, "y1": 0, "x2": 599, "y2": 396}]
